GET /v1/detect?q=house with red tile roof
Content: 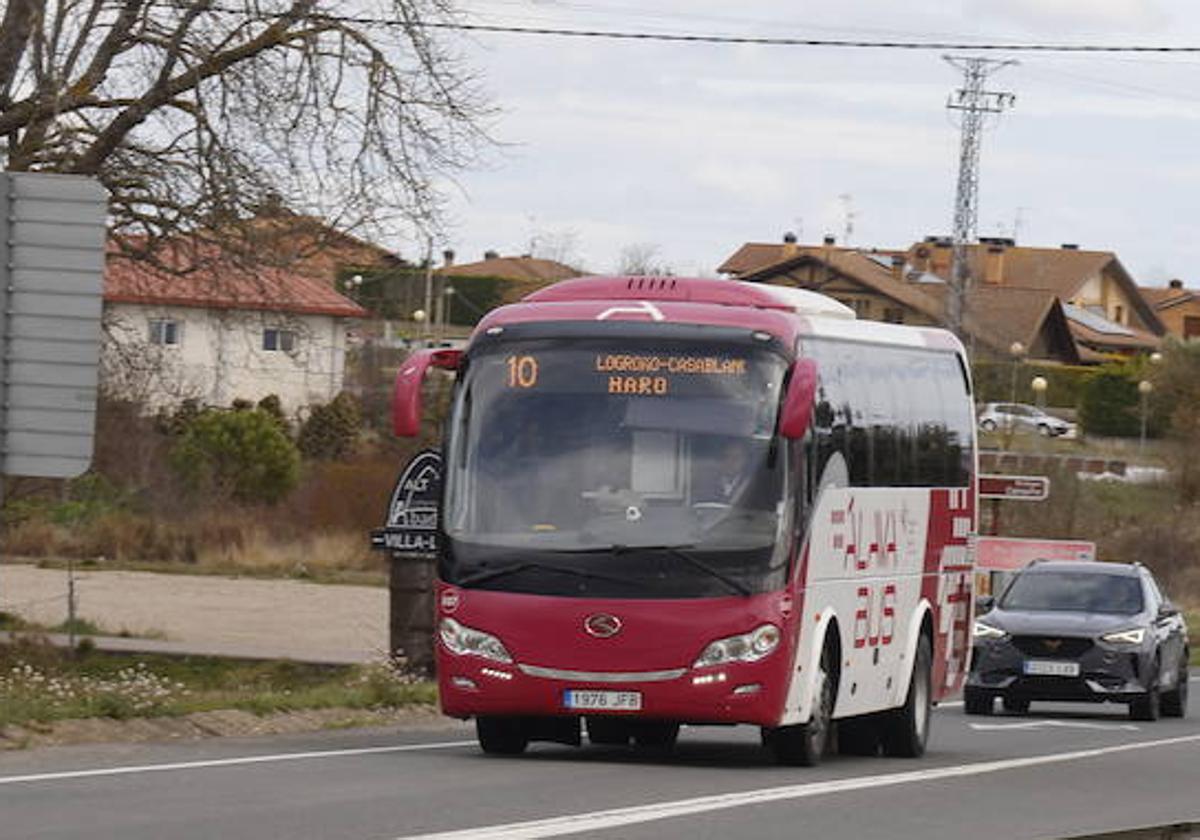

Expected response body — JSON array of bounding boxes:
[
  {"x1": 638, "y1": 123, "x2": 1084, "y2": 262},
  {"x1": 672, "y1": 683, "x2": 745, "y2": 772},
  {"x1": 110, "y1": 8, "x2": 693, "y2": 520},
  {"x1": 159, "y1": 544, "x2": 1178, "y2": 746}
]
[
  {"x1": 1140, "y1": 279, "x2": 1200, "y2": 341},
  {"x1": 719, "y1": 235, "x2": 1162, "y2": 362},
  {"x1": 102, "y1": 238, "x2": 367, "y2": 413},
  {"x1": 718, "y1": 237, "x2": 1079, "y2": 363}
]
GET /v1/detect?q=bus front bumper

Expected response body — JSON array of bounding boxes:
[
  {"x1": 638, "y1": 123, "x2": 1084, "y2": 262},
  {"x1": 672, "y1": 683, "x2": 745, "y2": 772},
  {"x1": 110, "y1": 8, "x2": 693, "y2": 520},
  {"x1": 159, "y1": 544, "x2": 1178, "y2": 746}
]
[{"x1": 438, "y1": 656, "x2": 788, "y2": 727}]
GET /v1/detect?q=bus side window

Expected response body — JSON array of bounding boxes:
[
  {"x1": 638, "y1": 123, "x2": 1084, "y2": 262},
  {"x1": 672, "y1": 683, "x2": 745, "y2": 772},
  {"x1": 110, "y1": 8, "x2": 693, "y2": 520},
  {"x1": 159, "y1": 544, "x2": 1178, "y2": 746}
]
[
  {"x1": 843, "y1": 344, "x2": 870, "y2": 487},
  {"x1": 912, "y1": 354, "x2": 949, "y2": 487},
  {"x1": 939, "y1": 354, "x2": 974, "y2": 487}
]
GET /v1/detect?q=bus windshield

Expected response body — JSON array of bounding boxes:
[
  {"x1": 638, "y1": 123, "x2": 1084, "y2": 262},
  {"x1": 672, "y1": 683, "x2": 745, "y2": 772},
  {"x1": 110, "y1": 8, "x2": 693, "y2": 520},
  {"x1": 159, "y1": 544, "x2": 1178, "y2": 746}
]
[{"x1": 443, "y1": 335, "x2": 791, "y2": 598}]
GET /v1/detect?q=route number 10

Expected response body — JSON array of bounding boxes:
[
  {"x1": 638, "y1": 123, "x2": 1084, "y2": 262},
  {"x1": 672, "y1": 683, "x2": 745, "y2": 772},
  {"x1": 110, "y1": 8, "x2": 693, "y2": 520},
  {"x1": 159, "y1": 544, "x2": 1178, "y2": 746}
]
[{"x1": 506, "y1": 355, "x2": 539, "y2": 389}]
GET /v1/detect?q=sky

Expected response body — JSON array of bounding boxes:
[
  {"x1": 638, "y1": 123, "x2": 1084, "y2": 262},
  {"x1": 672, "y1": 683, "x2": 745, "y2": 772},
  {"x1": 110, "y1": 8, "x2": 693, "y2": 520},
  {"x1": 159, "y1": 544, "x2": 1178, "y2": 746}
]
[{"x1": 417, "y1": 0, "x2": 1200, "y2": 285}]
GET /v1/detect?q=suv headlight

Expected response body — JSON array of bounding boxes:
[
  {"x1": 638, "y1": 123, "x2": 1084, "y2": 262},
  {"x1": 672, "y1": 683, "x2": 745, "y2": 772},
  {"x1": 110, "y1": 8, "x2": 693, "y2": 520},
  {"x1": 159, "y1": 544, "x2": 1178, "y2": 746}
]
[
  {"x1": 1101, "y1": 627, "x2": 1146, "y2": 646},
  {"x1": 693, "y1": 624, "x2": 781, "y2": 668},
  {"x1": 973, "y1": 620, "x2": 1008, "y2": 640},
  {"x1": 439, "y1": 618, "x2": 513, "y2": 663}
]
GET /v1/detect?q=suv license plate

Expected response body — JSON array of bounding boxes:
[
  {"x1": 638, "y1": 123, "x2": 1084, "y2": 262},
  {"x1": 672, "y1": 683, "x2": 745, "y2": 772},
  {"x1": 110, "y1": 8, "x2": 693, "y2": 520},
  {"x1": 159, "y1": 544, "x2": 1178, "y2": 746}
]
[
  {"x1": 563, "y1": 690, "x2": 642, "y2": 711},
  {"x1": 1024, "y1": 660, "x2": 1080, "y2": 677}
]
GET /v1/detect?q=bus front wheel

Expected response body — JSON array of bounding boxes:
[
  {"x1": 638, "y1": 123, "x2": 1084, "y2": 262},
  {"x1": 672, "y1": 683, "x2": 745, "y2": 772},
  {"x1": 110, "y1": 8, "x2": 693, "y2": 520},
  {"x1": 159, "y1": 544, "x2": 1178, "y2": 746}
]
[
  {"x1": 476, "y1": 717, "x2": 529, "y2": 755},
  {"x1": 766, "y1": 641, "x2": 837, "y2": 766}
]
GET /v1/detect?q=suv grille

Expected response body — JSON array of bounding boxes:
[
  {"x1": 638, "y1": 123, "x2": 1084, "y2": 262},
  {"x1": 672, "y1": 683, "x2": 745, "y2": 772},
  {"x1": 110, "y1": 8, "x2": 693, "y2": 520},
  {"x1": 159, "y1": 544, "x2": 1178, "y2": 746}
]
[{"x1": 1011, "y1": 636, "x2": 1093, "y2": 658}]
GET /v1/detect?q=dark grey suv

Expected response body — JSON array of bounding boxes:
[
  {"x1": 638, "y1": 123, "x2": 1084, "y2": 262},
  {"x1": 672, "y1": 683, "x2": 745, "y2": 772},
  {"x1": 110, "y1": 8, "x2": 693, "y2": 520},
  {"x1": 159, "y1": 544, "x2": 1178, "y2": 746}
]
[{"x1": 966, "y1": 561, "x2": 1189, "y2": 720}]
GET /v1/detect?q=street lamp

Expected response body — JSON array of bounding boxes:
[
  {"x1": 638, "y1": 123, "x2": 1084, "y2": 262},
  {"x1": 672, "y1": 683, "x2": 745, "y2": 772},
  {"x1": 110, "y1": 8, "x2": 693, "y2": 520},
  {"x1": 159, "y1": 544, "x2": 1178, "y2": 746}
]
[
  {"x1": 1138, "y1": 379, "x2": 1153, "y2": 456},
  {"x1": 1030, "y1": 375, "x2": 1048, "y2": 409},
  {"x1": 1008, "y1": 341, "x2": 1025, "y2": 404}
]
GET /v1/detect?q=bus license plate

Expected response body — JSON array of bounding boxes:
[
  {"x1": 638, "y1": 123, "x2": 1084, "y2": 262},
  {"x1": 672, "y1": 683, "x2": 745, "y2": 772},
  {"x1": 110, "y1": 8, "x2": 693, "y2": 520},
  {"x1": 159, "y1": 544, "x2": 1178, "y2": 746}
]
[
  {"x1": 563, "y1": 690, "x2": 642, "y2": 711},
  {"x1": 1024, "y1": 660, "x2": 1080, "y2": 677}
]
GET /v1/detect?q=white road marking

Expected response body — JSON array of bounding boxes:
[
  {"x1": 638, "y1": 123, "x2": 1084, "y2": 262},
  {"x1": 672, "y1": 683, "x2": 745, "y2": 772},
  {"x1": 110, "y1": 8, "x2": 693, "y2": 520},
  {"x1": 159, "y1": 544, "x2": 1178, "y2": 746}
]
[
  {"x1": 968, "y1": 720, "x2": 1140, "y2": 732},
  {"x1": 398, "y1": 733, "x2": 1200, "y2": 840},
  {"x1": 0, "y1": 740, "x2": 475, "y2": 787}
]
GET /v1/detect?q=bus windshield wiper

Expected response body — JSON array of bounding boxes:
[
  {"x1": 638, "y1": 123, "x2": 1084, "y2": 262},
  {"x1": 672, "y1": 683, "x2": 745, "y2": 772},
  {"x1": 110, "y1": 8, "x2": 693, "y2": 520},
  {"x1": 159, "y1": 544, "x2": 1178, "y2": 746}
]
[
  {"x1": 457, "y1": 561, "x2": 638, "y2": 588},
  {"x1": 571, "y1": 544, "x2": 751, "y2": 597}
]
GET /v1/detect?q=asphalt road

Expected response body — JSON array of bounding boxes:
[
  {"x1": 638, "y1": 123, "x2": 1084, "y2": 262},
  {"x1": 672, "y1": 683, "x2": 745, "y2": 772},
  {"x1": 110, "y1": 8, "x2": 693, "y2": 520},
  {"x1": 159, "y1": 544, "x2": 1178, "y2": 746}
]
[{"x1": 2, "y1": 687, "x2": 1199, "y2": 840}]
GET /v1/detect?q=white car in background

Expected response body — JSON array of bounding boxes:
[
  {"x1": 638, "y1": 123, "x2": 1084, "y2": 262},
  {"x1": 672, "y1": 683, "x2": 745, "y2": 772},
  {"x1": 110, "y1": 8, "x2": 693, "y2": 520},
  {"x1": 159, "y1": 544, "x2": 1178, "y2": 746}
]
[{"x1": 977, "y1": 402, "x2": 1076, "y2": 438}]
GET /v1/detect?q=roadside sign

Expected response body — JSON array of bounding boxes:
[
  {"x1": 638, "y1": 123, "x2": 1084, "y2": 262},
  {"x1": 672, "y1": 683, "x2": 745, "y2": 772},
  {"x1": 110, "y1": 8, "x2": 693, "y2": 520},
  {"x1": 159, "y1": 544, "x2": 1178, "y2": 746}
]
[
  {"x1": 975, "y1": 536, "x2": 1096, "y2": 571},
  {"x1": 979, "y1": 474, "x2": 1050, "y2": 501},
  {"x1": 0, "y1": 173, "x2": 107, "y2": 479},
  {"x1": 371, "y1": 449, "x2": 442, "y2": 556}
]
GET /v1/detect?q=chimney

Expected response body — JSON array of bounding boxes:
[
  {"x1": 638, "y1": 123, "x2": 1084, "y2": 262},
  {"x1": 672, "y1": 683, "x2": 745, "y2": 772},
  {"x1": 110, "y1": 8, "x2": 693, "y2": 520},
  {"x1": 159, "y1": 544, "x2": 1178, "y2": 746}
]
[
  {"x1": 783, "y1": 232, "x2": 797, "y2": 244},
  {"x1": 1061, "y1": 243, "x2": 1079, "y2": 250},
  {"x1": 1169, "y1": 278, "x2": 1184, "y2": 289},
  {"x1": 822, "y1": 234, "x2": 836, "y2": 246},
  {"x1": 442, "y1": 249, "x2": 455, "y2": 266},
  {"x1": 484, "y1": 249, "x2": 499, "y2": 261},
  {"x1": 890, "y1": 254, "x2": 906, "y2": 282},
  {"x1": 984, "y1": 244, "x2": 1006, "y2": 285}
]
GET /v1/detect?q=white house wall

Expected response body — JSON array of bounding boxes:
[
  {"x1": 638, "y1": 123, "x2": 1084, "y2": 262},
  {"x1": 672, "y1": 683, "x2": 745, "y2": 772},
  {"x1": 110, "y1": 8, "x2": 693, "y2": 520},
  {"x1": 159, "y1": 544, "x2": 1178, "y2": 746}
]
[{"x1": 101, "y1": 302, "x2": 349, "y2": 415}]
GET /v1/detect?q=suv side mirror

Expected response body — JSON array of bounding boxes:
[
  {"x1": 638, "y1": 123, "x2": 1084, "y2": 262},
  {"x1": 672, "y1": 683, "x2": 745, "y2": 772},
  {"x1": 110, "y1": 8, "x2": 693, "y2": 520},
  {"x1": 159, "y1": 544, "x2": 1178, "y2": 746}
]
[
  {"x1": 976, "y1": 595, "x2": 995, "y2": 614},
  {"x1": 1158, "y1": 603, "x2": 1179, "y2": 620}
]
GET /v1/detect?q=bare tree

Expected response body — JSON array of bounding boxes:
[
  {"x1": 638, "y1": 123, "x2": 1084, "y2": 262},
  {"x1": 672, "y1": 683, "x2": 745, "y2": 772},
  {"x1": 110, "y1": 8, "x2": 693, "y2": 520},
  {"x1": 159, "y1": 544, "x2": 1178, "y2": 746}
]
[
  {"x1": 527, "y1": 226, "x2": 581, "y2": 268},
  {"x1": 0, "y1": 1, "x2": 492, "y2": 253},
  {"x1": 617, "y1": 242, "x2": 671, "y2": 276}
]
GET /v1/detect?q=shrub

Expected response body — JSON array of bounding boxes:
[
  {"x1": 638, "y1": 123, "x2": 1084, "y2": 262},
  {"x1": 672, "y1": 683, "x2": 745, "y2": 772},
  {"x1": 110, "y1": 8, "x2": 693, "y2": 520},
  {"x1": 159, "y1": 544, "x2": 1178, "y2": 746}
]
[
  {"x1": 1078, "y1": 358, "x2": 1169, "y2": 438},
  {"x1": 170, "y1": 408, "x2": 300, "y2": 504},
  {"x1": 256, "y1": 394, "x2": 291, "y2": 435},
  {"x1": 972, "y1": 361, "x2": 1091, "y2": 408},
  {"x1": 298, "y1": 392, "x2": 362, "y2": 460}
]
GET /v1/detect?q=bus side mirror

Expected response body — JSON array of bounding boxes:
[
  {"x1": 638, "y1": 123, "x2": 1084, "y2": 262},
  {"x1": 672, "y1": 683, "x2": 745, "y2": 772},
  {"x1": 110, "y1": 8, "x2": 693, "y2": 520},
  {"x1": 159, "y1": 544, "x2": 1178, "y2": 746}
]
[
  {"x1": 778, "y1": 358, "x2": 818, "y2": 439},
  {"x1": 392, "y1": 348, "x2": 462, "y2": 437}
]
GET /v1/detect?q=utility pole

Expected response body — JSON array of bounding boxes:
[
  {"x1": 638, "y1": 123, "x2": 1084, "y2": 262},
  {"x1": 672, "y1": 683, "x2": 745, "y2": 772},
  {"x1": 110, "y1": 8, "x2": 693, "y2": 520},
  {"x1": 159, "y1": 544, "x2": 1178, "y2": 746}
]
[{"x1": 944, "y1": 56, "x2": 1017, "y2": 340}]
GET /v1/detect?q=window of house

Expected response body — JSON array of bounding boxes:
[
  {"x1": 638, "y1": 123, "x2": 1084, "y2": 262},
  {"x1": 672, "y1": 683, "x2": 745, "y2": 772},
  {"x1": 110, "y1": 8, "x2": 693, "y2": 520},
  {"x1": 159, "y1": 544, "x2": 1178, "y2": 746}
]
[
  {"x1": 149, "y1": 319, "x2": 181, "y2": 346},
  {"x1": 263, "y1": 328, "x2": 297, "y2": 352},
  {"x1": 1113, "y1": 305, "x2": 1125, "y2": 324},
  {"x1": 1185, "y1": 316, "x2": 1200, "y2": 339},
  {"x1": 882, "y1": 307, "x2": 904, "y2": 324},
  {"x1": 844, "y1": 297, "x2": 871, "y2": 317}
]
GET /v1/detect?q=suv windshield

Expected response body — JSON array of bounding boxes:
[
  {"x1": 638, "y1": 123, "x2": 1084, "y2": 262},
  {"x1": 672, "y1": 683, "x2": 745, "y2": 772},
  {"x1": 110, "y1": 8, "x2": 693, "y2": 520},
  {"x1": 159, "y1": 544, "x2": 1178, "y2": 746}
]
[
  {"x1": 1000, "y1": 571, "x2": 1144, "y2": 615},
  {"x1": 442, "y1": 333, "x2": 791, "y2": 598}
]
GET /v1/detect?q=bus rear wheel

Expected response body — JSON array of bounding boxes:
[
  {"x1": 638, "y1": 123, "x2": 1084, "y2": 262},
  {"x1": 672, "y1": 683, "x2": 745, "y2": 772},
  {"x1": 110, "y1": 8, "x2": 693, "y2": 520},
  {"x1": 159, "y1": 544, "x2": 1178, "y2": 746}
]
[
  {"x1": 476, "y1": 717, "x2": 529, "y2": 755},
  {"x1": 881, "y1": 635, "x2": 932, "y2": 758}
]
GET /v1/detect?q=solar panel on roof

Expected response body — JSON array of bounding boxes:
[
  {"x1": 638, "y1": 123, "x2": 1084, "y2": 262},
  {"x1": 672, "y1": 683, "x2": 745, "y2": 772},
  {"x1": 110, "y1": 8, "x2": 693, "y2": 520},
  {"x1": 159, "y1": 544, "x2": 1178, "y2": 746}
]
[{"x1": 1062, "y1": 303, "x2": 1135, "y2": 336}]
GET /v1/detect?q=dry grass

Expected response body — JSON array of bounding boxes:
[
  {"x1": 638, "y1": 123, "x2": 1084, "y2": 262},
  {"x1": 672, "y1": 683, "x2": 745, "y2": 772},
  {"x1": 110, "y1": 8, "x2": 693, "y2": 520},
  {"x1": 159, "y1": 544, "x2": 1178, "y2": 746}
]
[{"x1": 195, "y1": 529, "x2": 385, "y2": 584}]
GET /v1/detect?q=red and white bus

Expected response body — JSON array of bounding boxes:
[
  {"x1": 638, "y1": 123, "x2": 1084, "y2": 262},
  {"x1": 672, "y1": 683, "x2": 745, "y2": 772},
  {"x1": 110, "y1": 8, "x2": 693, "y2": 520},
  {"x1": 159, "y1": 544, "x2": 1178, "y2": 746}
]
[{"x1": 392, "y1": 276, "x2": 976, "y2": 765}]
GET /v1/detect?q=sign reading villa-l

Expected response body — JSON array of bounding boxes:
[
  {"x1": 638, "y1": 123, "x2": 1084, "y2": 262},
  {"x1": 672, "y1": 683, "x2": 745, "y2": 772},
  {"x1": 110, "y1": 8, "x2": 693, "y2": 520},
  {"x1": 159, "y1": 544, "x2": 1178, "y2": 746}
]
[{"x1": 0, "y1": 173, "x2": 107, "y2": 479}]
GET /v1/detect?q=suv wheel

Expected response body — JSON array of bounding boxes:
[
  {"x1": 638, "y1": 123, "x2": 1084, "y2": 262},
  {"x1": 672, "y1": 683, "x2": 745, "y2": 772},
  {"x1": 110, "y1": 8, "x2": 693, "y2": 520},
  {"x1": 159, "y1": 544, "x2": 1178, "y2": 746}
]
[
  {"x1": 1002, "y1": 696, "x2": 1030, "y2": 715},
  {"x1": 1130, "y1": 660, "x2": 1162, "y2": 722},
  {"x1": 1162, "y1": 660, "x2": 1189, "y2": 718},
  {"x1": 1037, "y1": 424, "x2": 1053, "y2": 437},
  {"x1": 980, "y1": 419, "x2": 997, "y2": 432}
]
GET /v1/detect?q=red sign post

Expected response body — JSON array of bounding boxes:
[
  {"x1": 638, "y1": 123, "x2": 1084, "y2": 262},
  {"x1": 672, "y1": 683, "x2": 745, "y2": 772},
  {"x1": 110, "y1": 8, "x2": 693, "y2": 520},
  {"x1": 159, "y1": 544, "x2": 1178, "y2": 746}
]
[
  {"x1": 979, "y1": 474, "x2": 1050, "y2": 501},
  {"x1": 975, "y1": 536, "x2": 1097, "y2": 571}
]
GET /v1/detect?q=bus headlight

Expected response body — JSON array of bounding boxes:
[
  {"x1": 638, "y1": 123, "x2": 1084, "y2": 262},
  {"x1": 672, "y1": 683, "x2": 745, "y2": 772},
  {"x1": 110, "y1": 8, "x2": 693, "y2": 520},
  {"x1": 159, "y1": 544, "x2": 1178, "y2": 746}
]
[
  {"x1": 694, "y1": 624, "x2": 781, "y2": 668},
  {"x1": 439, "y1": 618, "x2": 513, "y2": 663}
]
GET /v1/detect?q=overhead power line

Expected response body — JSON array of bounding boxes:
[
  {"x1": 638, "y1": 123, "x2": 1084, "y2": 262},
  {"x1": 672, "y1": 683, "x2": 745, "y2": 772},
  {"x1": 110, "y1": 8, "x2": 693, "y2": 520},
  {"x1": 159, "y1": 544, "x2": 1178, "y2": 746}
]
[
  {"x1": 192, "y1": 7, "x2": 1200, "y2": 54},
  {"x1": 407, "y1": 22, "x2": 1200, "y2": 54}
]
